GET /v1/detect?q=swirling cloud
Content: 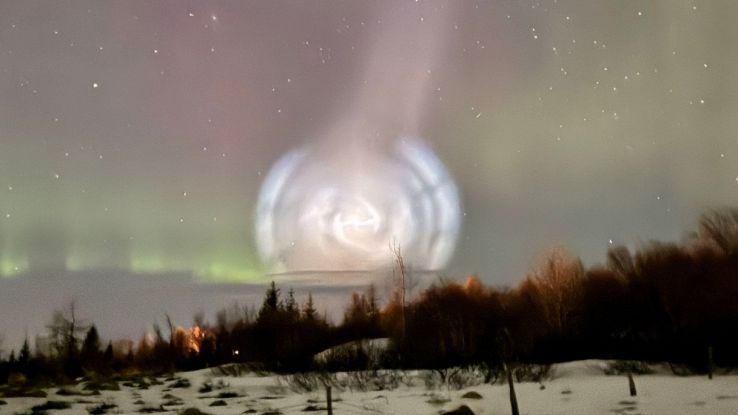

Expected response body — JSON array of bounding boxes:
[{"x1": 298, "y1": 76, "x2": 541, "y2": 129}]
[{"x1": 255, "y1": 137, "x2": 460, "y2": 275}]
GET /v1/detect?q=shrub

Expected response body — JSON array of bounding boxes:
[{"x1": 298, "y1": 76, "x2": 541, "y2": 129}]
[
  {"x1": 280, "y1": 371, "x2": 334, "y2": 393},
  {"x1": 513, "y1": 363, "x2": 552, "y2": 382},
  {"x1": 605, "y1": 360, "x2": 653, "y2": 375},
  {"x1": 422, "y1": 367, "x2": 485, "y2": 390}
]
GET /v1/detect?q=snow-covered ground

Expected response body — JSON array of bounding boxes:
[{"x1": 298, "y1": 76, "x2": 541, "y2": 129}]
[{"x1": 2, "y1": 360, "x2": 738, "y2": 414}]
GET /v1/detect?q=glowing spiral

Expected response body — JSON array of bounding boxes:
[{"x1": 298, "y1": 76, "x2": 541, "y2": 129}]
[{"x1": 255, "y1": 137, "x2": 460, "y2": 274}]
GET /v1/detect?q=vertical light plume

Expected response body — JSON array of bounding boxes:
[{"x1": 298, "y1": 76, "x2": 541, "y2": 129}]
[
  {"x1": 350, "y1": 1, "x2": 457, "y2": 137},
  {"x1": 256, "y1": 2, "x2": 462, "y2": 279}
]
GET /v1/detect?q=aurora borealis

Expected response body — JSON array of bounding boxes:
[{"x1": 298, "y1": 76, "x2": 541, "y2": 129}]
[{"x1": 2, "y1": 1, "x2": 738, "y2": 346}]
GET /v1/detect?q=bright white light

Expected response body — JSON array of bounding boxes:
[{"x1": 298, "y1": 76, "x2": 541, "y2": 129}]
[{"x1": 255, "y1": 137, "x2": 461, "y2": 273}]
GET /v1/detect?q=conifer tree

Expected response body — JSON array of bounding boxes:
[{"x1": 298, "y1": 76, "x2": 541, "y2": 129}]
[
  {"x1": 18, "y1": 338, "x2": 30, "y2": 367},
  {"x1": 303, "y1": 293, "x2": 317, "y2": 320},
  {"x1": 81, "y1": 325, "x2": 101, "y2": 371},
  {"x1": 285, "y1": 288, "x2": 298, "y2": 318},
  {"x1": 258, "y1": 281, "x2": 281, "y2": 322}
]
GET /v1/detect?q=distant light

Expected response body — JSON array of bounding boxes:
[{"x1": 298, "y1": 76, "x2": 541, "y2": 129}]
[{"x1": 92, "y1": 82, "x2": 99, "y2": 88}]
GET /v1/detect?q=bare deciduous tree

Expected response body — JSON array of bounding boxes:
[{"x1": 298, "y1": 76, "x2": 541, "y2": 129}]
[
  {"x1": 527, "y1": 246, "x2": 584, "y2": 335},
  {"x1": 607, "y1": 245, "x2": 634, "y2": 277},
  {"x1": 696, "y1": 208, "x2": 738, "y2": 254},
  {"x1": 45, "y1": 301, "x2": 89, "y2": 377},
  {"x1": 46, "y1": 301, "x2": 88, "y2": 358},
  {"x1": 390, "y1": 241, "x2": 407, "y2": 342}
]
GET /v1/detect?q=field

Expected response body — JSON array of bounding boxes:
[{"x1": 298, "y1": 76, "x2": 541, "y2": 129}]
[{"x1": 2, "y1": 361, "x2": 738, "y2": 414}]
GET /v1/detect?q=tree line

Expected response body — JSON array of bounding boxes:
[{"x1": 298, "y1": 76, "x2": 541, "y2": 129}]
[{"x1": 3, "y1": 209, "x2": 738, "y2": 385}]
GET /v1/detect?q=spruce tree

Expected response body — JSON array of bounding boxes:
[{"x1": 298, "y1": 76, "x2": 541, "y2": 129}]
[
  {"x1": 258, "y1": 281, "x2": 280, "y2": 322},
  {"x1": 285, "y1": 288, "x2": 298, "y2": 318},
  {"x1": 18, "y1": 338, "x2": 30, "y2": 367},
  {"x1": 303, "y1": 293, "x2": 317, "y2": 320},
  {"x1": 81, "y1": 325, "x2": 101, "y2": 371}
]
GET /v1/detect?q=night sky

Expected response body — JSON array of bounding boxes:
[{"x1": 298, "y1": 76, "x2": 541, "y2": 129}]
[{"x1": 2, "y1": 1, "x2": 737, "y2": 348}]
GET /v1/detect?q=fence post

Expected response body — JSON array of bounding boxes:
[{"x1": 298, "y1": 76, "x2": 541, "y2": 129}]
[
  {"x1": 708, "y1": 346, "x2": 714, "y2": 380},
  {"x1": 326, "y1": 385, "x2": 333, "y2": 415},
  {"x1": 505, "y1": 362, "x2": 519, "y2": 415},
  {"x1": 628, "y1": 372, "x2": 637, "y2": 397}
]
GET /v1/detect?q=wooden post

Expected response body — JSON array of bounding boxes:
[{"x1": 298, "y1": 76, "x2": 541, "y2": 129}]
[
  {"x1": 627, "y1": 372, "x2": 637, "y2": 397},
  {"x1": 708, "y1": 346, "x2": 714, "y2": 380},
  {"x1": 505, "y1": 362, "x2": 520, "y2": 415},
  {"x1": 326, "y1": 385, "x2": 333, "y2": 415}
]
